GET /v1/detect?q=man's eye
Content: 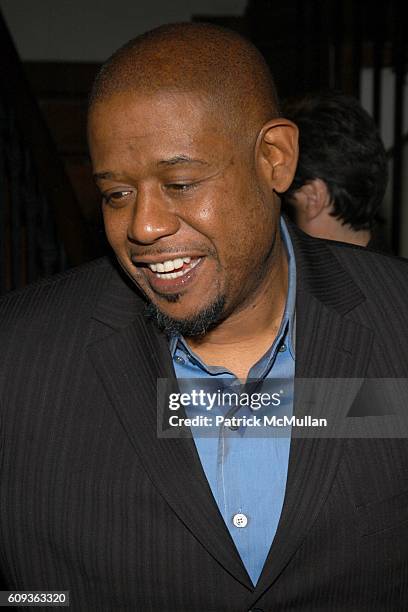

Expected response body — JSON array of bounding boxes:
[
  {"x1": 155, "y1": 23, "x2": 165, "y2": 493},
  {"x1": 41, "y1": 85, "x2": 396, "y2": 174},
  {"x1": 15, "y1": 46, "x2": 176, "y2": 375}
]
[
  {"x1": 102, "y1": 190, "x2": 132, "y2": 205},
  {"x1": 165, "y1": 183, "x2": 198, "y2": 193}
]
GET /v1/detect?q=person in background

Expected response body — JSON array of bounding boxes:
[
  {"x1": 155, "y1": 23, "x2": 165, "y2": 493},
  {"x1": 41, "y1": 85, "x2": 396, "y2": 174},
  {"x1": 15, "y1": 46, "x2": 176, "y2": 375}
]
[{"x1": 282, "y1": 91, "x2": 389, "y2": 249}]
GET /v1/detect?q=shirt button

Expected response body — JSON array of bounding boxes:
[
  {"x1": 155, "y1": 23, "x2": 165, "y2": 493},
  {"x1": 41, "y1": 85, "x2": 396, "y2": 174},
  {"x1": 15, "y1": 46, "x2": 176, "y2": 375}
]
[
  {"x1": 175, "y1": 356, "x2": 185, "y2": 365},
  {"x1": 279, "y1": 343, "x2": 287, "y2": 352},
  {"x1": 232, "y1": 513, "x2": 248, "y2": 528}
]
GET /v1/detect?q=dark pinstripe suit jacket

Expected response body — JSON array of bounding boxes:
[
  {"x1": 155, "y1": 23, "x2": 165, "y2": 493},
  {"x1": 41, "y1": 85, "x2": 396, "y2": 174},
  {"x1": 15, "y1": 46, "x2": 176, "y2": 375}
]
[{"x1": 1, "y1": 225, "x2": 408, "y2": 611}]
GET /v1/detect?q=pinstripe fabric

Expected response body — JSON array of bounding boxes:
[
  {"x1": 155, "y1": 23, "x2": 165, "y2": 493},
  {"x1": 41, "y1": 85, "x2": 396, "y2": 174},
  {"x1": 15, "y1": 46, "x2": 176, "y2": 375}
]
[{"x1": 0, "y1": 226, "x2": 408, "y2": 611}]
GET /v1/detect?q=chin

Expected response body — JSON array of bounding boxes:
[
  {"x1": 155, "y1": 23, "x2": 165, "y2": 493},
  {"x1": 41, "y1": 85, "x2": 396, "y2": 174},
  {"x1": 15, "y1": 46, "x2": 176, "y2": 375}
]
[{"x1": 144, "y1": 294, "x2": 226, "y2": 337}]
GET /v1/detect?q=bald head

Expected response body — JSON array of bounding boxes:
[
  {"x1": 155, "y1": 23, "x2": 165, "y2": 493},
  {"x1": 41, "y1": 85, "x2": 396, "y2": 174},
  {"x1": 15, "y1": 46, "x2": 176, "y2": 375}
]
[
  {"x1": 88, "y1": 22, "x2": 299, "y2": 336},
  {"x1": 89, "y1": 22, "x2": 280, "y2": 135}
]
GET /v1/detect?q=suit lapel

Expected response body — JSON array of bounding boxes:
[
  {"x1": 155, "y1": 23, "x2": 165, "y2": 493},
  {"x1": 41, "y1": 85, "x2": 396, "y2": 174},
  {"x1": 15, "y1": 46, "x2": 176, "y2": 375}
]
[
  {"x1": 255, "y1": 228, "x2": 374, "y2": 596},
  {"x1": 88, "y1": 261, "x2": 253, "y2": 589}
]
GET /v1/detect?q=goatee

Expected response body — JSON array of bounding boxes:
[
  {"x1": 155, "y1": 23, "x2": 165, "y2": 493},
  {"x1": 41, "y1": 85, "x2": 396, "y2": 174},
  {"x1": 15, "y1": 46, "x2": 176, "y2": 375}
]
[{"x1": 144, "y1": 294, "x2": 226, "y2": 337}]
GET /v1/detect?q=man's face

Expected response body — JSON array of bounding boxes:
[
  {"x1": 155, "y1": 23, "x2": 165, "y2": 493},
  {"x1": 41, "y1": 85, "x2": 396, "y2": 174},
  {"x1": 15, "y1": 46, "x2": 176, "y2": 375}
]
[{"x1": 88, "y1": 91, "x2": 280, "y2": 332}]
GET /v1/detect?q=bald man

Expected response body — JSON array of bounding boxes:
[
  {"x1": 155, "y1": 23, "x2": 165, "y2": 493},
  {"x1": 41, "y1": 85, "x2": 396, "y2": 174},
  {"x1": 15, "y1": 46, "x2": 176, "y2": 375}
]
[{"x1": 1, "y1": 23, "x2": 408, "y2": 612}]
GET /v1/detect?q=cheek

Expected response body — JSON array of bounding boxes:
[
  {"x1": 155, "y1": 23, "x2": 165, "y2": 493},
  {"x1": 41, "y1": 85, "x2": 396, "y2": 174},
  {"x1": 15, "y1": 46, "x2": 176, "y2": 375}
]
[
  {"x1": 223, "y1": 203, "x2": 276, "y2": 278},
  {"x1": 197, "y1": 206, "x2": 211, "y2": 223},
  {"x1": 103, "y1": 209, "x2": 129, "y2": 252}
]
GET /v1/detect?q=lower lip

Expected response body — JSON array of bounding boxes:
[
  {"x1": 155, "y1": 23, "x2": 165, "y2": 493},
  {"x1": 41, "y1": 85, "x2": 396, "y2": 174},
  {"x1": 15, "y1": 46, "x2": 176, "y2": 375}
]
[{"x1": 143, "y1": 258, "x2": 205, "y2": 294}]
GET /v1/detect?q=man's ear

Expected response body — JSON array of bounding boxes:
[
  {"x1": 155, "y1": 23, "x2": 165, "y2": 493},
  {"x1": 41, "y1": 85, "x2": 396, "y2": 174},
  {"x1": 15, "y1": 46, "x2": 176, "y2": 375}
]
[
  {"x1": 256, "y1": 118, "x2": 299, "y2": 193},
  {"x1": 293, "y1": 178, "x2": 331, "y2": 221}
]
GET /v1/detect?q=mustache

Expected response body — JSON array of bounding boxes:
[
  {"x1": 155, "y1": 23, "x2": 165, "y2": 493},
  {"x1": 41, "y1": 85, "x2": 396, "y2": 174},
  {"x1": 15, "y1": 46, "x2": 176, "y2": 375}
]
[{"x1": 129, "y1": 245, "x2": 216, "y2": 261}]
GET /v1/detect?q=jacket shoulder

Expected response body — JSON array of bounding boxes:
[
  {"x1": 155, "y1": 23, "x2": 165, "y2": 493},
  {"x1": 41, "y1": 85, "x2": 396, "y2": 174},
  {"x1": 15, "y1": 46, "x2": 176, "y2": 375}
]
[
  {"x1": 0, "y1": 257, "x2": 113, "y2": 328},
  {"x1": 328, "y1": 240, "x2": 408, "y2": 289}
]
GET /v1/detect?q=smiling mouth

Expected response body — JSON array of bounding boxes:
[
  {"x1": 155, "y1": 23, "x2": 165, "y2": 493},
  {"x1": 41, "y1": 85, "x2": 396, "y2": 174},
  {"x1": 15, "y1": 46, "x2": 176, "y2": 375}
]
[
  {"x1": 136, "y1": 256, "x2": 202, "y2": 279},
  {"x1": 149, "y1": 257, "x2": 201, "y2": 279}
]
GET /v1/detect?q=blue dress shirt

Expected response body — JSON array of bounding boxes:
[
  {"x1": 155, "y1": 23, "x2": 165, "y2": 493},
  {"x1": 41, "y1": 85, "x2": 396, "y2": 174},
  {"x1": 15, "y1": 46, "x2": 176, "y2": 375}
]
[{"x1": 170, "y1": 218, "x2": 296, "y2": 585}]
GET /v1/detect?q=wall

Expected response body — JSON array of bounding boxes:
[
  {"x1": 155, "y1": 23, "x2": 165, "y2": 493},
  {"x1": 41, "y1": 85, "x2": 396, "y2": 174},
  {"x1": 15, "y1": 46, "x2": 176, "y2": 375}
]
[
  {"x1": 361, "y1": 68, "x2": 408, "y2": 256},
  {"x1": 0, "y1": 0, "x2": 247, "y2": 61}
]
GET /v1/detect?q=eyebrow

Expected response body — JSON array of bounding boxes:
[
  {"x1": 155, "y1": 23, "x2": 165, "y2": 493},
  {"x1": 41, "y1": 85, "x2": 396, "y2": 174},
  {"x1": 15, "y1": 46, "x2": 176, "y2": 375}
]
[
  {"x1": 157, "y1": 155, "x2": 210, "y2": 167},
  {"x1": 93, "y1": 171, "x2": 118, "y2": 181},
  {"x1": 93, "y1": 155, "x2": 210, "y2": 181}
]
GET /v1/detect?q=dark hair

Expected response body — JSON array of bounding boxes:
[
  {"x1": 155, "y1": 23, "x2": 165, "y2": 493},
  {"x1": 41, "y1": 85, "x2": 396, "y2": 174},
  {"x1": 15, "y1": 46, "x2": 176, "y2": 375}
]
[{"x1": 283, "y1": 91, "x2": 388, "y2": 230}]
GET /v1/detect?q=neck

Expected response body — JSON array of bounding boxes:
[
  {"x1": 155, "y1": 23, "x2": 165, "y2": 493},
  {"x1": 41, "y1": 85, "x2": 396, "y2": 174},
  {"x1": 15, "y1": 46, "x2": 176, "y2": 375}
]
[
  {"x1": 186, "y1": 233, "x2": 288, "y2": 377},
  {"x1": 303, "y1": 214, "x2": 371, "y2": 247}
]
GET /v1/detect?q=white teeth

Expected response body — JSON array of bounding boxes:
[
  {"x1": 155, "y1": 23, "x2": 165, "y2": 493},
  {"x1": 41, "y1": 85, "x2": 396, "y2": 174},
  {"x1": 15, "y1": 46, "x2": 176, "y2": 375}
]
[
  {"x1": 154, "y1": 257, "x2": 201, "y2": 279},
  {"x1": 148, "y1": 257, "x2": 187, "y2": 273},
  {"x1": 159, "y1": 270, "x2": 185, "y2": 279}
]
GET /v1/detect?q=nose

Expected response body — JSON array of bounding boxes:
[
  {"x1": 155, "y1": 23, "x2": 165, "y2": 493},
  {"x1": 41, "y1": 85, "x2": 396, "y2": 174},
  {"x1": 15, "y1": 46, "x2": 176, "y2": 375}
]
[{"x1": 127, "y1": 185, "x2": 180, "y2": 244}]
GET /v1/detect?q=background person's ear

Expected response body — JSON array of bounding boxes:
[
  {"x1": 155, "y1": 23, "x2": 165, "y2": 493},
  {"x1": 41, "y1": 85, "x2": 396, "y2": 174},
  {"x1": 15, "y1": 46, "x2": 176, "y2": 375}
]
[
  {"x1": 256, "y1": 119, "x2": 299, "y2": 193},
  {"x1": 292, "y1": 178, "x2": 331, "y2": 221}
]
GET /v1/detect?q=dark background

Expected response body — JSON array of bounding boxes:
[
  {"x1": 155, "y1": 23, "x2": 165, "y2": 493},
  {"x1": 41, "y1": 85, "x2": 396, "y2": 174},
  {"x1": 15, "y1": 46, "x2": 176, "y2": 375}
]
[{"x1": 0, "y1": 0, "x2": 407, "y2": 293}]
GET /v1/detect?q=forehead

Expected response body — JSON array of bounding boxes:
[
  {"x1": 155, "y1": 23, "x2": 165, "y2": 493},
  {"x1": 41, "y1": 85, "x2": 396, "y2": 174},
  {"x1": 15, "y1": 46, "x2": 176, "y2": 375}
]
[{"x1": 88, "y1": 90, "x2": 232, "y2": 167}]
